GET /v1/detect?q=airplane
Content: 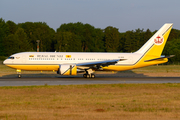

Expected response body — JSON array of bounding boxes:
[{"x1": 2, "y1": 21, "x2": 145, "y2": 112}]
[{"x1": 3, "y1": 23, "x2": 173, "y2": 78}]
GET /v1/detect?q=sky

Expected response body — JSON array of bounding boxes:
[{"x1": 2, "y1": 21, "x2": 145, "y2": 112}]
[{"x1": 0, "y1": 0, "x2": 180, "y2": 32}]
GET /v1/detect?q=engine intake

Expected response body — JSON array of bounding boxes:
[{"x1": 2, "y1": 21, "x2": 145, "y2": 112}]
[{"x1": 57, "y1": 64, "x2": 77, "y2": 75}]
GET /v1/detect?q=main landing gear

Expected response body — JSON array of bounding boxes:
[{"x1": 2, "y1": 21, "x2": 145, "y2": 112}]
[
  {"x1": 83, "y1": 73, "x2": 95, "y2": 78},
  {"x1": 83, "y1": 69, "x2": 95, "y2": 78}
]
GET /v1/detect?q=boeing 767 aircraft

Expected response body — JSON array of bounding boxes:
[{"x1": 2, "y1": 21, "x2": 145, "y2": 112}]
[{"x1": 3, "y1": 23, "x2": 173, "y2": 78}]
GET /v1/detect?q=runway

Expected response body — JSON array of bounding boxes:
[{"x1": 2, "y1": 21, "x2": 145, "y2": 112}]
[{"x1": 0, "y1": 76, "x2": 180, "y2": 86}]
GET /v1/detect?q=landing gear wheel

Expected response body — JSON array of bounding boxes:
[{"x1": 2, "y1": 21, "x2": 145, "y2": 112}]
[
  {"x1": 91, "y1": 74, "x2": 95, "y2": 78},
  {"x1": 83, "y1": 74, "x2": 95, "y2": 78},
  {"x1": 83, "y1": 74, "x2": 87, "y2": 78},
  {"x1": 18, "y1": 74, "x2": 21, "y2": 78},
  {"x1": 86, "y1": 74, "x2": 90, "y2": 78}
]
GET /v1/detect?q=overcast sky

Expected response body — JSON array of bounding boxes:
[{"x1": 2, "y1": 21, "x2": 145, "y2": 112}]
[{"x1": 0, "y1": 0, "x2": 180, "y2": 32}]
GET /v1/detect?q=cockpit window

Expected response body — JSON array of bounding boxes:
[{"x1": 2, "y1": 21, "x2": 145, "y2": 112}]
[{"x1": 8, "y1": 57, "x2": 14, "y2": 59}]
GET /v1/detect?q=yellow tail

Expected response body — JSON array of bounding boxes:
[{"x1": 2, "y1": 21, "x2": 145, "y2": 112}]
[{"x1": 134, "y1": 23, "x2": 173, "y2": 68}]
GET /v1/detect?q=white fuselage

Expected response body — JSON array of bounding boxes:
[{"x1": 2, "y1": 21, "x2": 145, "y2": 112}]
[{"x1": 3, "y1": 52, "x2": 142, "y2": 66}]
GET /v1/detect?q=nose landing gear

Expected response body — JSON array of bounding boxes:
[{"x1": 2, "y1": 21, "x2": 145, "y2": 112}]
[{"x1": 16, "y1": 69, "x2": 21, "y2": 78}]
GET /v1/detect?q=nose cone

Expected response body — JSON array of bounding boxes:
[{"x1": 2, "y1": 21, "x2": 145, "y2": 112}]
[{"x1": 3, "y1": 59, "x2": 7, "y2": 65}]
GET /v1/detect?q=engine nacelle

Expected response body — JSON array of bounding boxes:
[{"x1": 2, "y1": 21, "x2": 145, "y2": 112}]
[{"x1": 57, "y1": 64, "x2": 77, "y2": 75}]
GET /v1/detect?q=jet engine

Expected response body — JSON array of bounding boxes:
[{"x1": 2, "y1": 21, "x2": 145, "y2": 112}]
[{"x1": 57, "y1": 64, "x2": 77, "y2": 75}]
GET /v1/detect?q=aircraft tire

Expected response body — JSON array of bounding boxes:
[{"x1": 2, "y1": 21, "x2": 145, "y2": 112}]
[
  {"x1": 18, "y1": 74, "x2": 21, "y2": 78},
  {"x1": 83, "y1": 74, "x2": 87, "y2": 78},
  {"x1": 91, "y1": 74, "x2": 95, "y2": 78},
  {"x1": 86, "y1": 74, "x2": 90, "y2": 78}
]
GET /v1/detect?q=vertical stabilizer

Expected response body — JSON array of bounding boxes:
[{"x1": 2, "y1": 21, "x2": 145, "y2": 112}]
[{"x1": 135, "y1": 23, "x2": 173, "y2": 57}]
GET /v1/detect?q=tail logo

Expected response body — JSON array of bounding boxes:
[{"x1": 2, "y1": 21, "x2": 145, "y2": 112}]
[{"x1": 154, "y1": 35, "x2": 164, "y2": 45}]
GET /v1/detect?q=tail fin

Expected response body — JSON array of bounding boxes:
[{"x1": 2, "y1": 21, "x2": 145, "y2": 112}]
[{"x1": 135, "y1": 23, "x2": 173, "y2": 57}]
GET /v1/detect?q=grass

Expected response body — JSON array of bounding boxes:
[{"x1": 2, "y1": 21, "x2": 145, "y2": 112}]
[
  {"x1": 1, "y1": 61, "x2": 180, "y2": 119},
  {"x1": 0, "y1": 84, "x2": 180, "y2": 119},
  {"x1": 132, "y1": 64, "x2": 180, "y2": 73}
]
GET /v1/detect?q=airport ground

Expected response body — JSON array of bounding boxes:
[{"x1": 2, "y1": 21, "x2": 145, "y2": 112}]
[
  {"x1": 1, "y1": 62, "x2": 180, "y2": 119},
  {"x1": 0, "y1": 84, "x2": 180, "y2": 120}
]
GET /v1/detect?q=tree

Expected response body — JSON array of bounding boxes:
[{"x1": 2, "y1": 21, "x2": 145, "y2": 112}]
[
  {"x1": 6, "y1": 20, "x2": 17, "y2": 34},
  {"x1": 55, "y1": 31, "x2": 71, "y2": 52},
  {"x1": 0, "y1": 18, "x2": 10, "y2": 56},
  {"x1": 133, "y1": 28, "x2": 144, "y2": 51},
  {"x1": 168, "y1": 29, "x2": 180, "y2": 41},
  {"x1": 104, "y1": 26, "x2": 119, "y2": 52},
  {"x1": 163, "y1": 38, "x2": 180, "y2": 63},
  {"x1": 55, "y1": 31, "x2": 82, "y2": 52},
  {"x1": 124, "y1": 30, "x2": 134, "y2": 52},
  {"x1": 67, "y1": 33, "x2": 82, "y2": 52},
  {"x1": 19, "y1": 22, "x2": 55, "y2": 52},
  {"x1": 3, "y1": 34, "x2": 19, "y2": 56},
  {"x1": 118, "y1": 32, "x2": 126, "y2": 52},
  {"x1": 92, "y1": 28, "x2": 105, "y2": 52},
  {"x1": 15, "y1": 28, "x2": 31, "y2": 52},
  {"x1": 144, "y1": 29, "x2": 152, "y2": 43},
  {"x1": 57, "y1": 22, "x2": 104, "y2": 52}
]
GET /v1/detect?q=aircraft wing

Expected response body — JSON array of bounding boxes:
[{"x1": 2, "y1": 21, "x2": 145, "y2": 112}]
[{"x1": 76, "y1": 59, "x2": 126, "y2": 70}]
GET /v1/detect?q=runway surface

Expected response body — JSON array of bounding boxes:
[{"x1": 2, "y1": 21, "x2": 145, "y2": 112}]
[{"x1": 0, "y1": 76, "x2": 180, "y2": 86}]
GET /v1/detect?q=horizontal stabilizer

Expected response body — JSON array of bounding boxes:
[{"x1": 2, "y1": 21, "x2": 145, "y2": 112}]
[{"x1": 144, "y1": 55, "x2": 175, "y2": 62}]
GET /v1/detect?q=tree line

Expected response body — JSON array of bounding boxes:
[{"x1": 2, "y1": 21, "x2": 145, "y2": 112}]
[{"x1": 0, "y1": 18, "x2": 180, "y2": 63}]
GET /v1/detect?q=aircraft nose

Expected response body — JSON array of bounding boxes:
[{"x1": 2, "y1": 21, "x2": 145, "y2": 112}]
[{"x1": 3, "y1": 59, "x2": 7, "y2": 65}]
